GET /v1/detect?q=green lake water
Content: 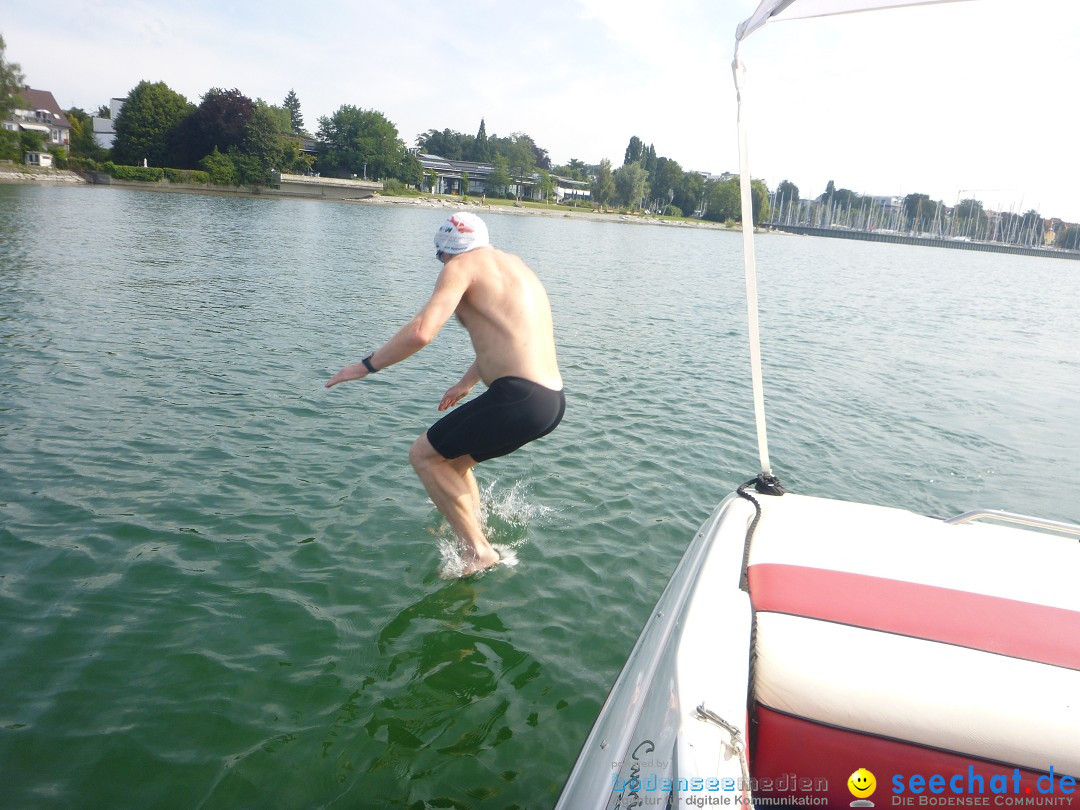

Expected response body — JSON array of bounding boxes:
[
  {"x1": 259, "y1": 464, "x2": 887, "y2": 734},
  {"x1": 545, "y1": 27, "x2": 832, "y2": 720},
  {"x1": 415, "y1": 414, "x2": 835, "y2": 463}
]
[{"x1": 1, "y1": 184, "x2": 1077, "y2": 808}]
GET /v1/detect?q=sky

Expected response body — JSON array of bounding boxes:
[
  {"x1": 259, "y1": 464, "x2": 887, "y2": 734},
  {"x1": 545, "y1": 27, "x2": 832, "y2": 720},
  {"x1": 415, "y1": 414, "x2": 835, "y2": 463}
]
[{"x1": 5, "y1": 0, "x2": 1079, "y2": 221}]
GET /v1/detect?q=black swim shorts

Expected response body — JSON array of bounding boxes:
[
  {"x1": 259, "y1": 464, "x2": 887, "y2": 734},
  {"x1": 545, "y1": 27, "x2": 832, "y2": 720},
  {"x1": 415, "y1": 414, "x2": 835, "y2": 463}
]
[{"x1": 427, "y1": 376, "x2": 566, "y2": 463}]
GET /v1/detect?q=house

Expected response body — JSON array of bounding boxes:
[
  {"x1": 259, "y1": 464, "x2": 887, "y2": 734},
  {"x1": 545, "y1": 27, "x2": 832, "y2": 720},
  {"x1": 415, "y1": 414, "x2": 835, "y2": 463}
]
[
  {"x1": 3, "y1": 87, "x2": 70, "y2": 150},
  {"x1": 92, "y1": 97, "x2": 126, "y2": 150},
  {"x1": 418, "y1": 153, "x2": 495, "y2": 195},
  {"x1": 416, "y1": 152, "x2": 591, "y2": 203}
]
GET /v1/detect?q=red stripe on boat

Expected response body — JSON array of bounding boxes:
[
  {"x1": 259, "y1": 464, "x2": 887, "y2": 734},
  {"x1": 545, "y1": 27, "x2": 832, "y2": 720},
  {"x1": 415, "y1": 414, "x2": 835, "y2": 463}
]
[
  {"x1": 752, "y1": 706, "x2": 1077, "y2": 806},
  {"x1": 747, "y1": 563, "x2": 1080, "y2": 670}
]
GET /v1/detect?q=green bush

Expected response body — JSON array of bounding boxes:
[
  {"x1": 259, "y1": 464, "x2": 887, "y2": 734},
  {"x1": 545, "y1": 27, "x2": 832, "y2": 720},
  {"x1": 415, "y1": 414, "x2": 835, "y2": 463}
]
[
  {"x1": 0, "y1": 129, "x2": 20, "y2": 161},
  {"x1": 66, "y1": 157, "x2": 208, "y2": 184},
  {"x1": 19, "y1": 130, "x2": 46, "y2": 154},
  {"x1": 67, "y1": 156, "x2": 100, "y2": 173},
  {"x1": 199, "y1": 148, "x2": 238, "y2": 186},
  {"x1": 100, "y1": 161, "x2": 164, "y2": 182},
  {"x1": 228, "y1": 150, "x2": 265, "y2": 186},
  {"x1": 163, "y1": 168, "x2": 209, "y2": 184},
  {"x1": 662, "y1": 204, "x2": 684, "y2": 218}
]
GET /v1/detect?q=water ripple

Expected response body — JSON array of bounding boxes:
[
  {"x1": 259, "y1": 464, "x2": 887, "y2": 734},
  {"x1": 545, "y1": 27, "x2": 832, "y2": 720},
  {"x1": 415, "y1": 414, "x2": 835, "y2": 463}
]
[{"x1": 1, "y1": 186, "x2": 1077, "y2": 807}]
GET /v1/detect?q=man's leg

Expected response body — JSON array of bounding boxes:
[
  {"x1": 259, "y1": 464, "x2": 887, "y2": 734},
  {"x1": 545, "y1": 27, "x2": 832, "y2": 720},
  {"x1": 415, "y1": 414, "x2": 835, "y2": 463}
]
[{"x1": 409, "y1": 433, "x2": 500, "y2": 576}]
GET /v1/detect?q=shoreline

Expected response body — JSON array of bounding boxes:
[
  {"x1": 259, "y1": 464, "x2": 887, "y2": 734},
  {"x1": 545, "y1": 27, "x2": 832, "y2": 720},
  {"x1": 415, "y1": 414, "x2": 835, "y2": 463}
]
[
  {"x1": 0, "y1": 166, "x2": 737, "y2": 232},
  {"x1": 356, "y1": 192, "x2": 736, "y2": 230}
]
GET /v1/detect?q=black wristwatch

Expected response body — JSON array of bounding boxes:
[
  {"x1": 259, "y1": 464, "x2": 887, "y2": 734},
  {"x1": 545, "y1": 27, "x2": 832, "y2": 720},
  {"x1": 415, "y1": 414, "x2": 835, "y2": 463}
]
[{"x1": 362, "y1": 354, "x2": 379, "y2": 373}]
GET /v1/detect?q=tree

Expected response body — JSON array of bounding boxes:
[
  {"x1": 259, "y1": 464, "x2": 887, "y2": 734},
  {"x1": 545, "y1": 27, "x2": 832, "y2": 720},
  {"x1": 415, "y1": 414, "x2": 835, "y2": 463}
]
[
  {"x1": 538, "y1": 169, "x2": 555, "y2": 202},
  {"x1": 1056, "y1": 223, "x2": 1080, "y2": 251},
  {"x1": 903, "y1": 193, "x2": 939, "y2": 233},
  {"x1": 0, "y1": 34, "x2": 24, "y2": 117},
  {"x1": 283, "y1": 89, "x2": 303, "y2": 133},
  {"x1": 521, "y1": 132, "x2": 550, "y2": 170},
  {"x1": 1018, "y1": 209, "x2": 1044, "y2": 245},
  {"x1": 776, "y1": 180, "x2": 800, "y2": 204},
  {"x1": 112, "y1": 80, "x2": 192, "y2": 167},
  {"x1": 474, "y1": 117, "x2": 490, "y2": 162},
  {"x1": 591, "y1": 158, "x2": 615, "y2": 209},
  {"x1": 553, "y1": 158, "x2": 587, "y2": 181},
  {"x1": 0, "y1": 34, "x2": 25, "y2": 160},
  {"x1": 488, "y1": 154, "x2": 510, "y2": 197},
  {"x1": 169, "y1": 87, "x2": 255, "y2": 169},
  {"x1": 702, "y1": 177, "x2": 769, "y2": 224},
  {"x1": 649, "y1": 156, "x2": 683, "y2": 211},
  {"x1": 750, "y1": 179, "x2": 771, "y2": 225},
  {"x1": 643, "y1": 143, "x2": 658, "y2": 175},
  {"x1": 506, "y1": 133, "x2": 537, "y2": 198},
  {"x1": 257, "y1": 101, "x2": 292, "y2": 134},
  {"x1": 952, "y1": 198, "x2": 987, "y2": 238},
  {"x1": 832, "y1": 188, "x2": 860, "y2": 208},
  {"x1": 317, "y1": 105, "x2": 408, "y2": 180},
  {"x1": 614, "y1": 161, "x2": 648, "y2": 210},
  {"x1": 66, "y1": 108, "x2": 109, "y2": 161},
  {"x1": 416, "y1": 127, "x2": 464, "y2": 159},
  {"x1": 624, "y1": 135, "x2": 644, "y2": 166},
  {"x1": 200, "y1": 147, "x2": 238, "y2": 185},
  {"x1": 673, "y1": 171, "x2": 705, "y2": 218},
  {"x1": 238, "y1": 101, "x2": 291, "y2": 182},
  {"x1": 703, "y1": 177, "x2": 740, "y2": 223}
]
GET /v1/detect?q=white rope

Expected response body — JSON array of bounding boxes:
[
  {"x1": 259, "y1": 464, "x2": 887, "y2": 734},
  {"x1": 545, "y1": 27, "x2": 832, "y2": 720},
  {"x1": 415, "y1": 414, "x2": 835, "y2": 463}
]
[{"x1": 732, "y1": 50, "x2": 772, "y2": 479}]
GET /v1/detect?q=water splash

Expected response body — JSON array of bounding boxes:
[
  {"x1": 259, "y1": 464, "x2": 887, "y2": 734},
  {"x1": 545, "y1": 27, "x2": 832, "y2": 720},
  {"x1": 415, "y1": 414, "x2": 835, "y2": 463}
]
[
  {"x1": 480, "y1": 479, "x2": 553, "y2": 544},
  {"x1": 435, "y1": 537, "x2": 519, "y2": 579},
  {"x1": 434, "y1": 480, "x2": 549, "y2": 579}
]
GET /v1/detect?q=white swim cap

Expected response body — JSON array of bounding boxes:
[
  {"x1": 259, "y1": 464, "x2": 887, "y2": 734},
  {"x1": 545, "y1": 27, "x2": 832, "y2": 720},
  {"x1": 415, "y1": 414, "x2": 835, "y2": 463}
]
[{"x1": 434, "y1": 212, "x2": 490, "y2": 256}]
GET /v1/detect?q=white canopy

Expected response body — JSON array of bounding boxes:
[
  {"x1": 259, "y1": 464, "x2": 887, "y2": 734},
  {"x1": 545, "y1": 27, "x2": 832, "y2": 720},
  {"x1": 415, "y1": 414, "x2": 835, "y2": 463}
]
[{"x1": 736, "y1": 0, "x2": 972, "y2": 44}]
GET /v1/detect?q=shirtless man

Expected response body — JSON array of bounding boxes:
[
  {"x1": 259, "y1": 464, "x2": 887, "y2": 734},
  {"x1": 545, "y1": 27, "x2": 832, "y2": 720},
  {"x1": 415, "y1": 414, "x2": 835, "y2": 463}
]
[{"x1": 325, "y1": 212, "x2": 565, "y2": 576}]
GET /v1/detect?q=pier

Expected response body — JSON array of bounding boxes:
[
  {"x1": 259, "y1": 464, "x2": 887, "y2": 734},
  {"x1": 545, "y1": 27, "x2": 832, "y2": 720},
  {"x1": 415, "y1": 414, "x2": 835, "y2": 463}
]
[{"x1": 766, "y1": 223, "x2": 1080, "y2": 262}]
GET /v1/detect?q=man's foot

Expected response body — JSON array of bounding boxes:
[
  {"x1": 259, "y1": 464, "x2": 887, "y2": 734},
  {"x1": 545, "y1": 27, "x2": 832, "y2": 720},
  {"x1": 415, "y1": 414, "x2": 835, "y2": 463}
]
[{"x1": 460, "y1": 545, "x2": 501, "y2": 577}]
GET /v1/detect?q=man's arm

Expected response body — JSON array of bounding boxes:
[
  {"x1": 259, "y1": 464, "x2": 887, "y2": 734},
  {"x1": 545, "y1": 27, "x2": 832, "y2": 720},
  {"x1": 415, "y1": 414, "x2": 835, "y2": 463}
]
[
  {"x1": 438, "y1": 360, "x2": 482, "y2": 410},
  {"x1": 325, "y1": 263, "x2": 469, "y2": 388}
]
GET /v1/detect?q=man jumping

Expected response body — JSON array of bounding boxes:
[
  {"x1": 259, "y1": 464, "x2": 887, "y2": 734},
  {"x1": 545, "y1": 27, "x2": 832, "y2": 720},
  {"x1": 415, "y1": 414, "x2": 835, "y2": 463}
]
[{"x1": 326, "y1": 212, "x2": 565, "y2": 576}]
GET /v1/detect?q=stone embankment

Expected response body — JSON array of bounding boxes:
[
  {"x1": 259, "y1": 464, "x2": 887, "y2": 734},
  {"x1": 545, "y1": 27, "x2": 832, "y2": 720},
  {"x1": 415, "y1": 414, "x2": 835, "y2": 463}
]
[{"x1": 0, "y1": 163, "x2": 87, "y2": 185}]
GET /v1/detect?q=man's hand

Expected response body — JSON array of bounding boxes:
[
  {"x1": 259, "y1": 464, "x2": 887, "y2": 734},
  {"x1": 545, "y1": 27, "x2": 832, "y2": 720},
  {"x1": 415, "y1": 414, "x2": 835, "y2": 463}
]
[
  {"x1": 325, "y1": 362, "x2": 369, "y2": 389},
  {"x1": 438, "y1": 380, "x2": 474, "y2": 411}
]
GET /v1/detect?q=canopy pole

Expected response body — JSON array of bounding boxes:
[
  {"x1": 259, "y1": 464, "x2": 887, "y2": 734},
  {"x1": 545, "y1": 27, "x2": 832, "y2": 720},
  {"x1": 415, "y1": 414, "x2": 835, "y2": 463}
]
[{"x1": 732, "y1": 50, "x2": 772, "y2": 479}]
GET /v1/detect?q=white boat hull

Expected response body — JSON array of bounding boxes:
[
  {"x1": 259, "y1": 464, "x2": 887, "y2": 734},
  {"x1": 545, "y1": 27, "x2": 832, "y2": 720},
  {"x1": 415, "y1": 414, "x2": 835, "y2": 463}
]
[{"x1": 558, "y1": 491, "x2": 1080, "y2": 808}]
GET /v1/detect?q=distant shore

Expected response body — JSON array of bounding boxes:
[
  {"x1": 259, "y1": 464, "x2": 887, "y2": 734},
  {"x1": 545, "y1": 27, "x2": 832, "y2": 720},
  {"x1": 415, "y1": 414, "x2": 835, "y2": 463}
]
[
  {"x1": 357, "y1": 192, "x2": 734, "y2": 230},
  {"x1": 0, "y1": 165, "x2": 736, "y2": 232}
]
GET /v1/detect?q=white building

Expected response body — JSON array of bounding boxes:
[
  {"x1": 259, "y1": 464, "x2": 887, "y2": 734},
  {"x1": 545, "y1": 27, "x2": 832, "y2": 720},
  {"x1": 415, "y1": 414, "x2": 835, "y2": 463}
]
[
  {"x1": 92, "y1": 97, "x2": 126, "y2": 150},
  {"x1": 24, "y1": 151, "x2": 53, "y2": 167}
]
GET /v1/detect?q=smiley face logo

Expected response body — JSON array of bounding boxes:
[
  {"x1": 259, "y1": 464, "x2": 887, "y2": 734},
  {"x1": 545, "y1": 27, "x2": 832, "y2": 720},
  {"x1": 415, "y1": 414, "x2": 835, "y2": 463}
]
[{"x1": 848, "y1": 768, "x2": 877, "y2": 799}]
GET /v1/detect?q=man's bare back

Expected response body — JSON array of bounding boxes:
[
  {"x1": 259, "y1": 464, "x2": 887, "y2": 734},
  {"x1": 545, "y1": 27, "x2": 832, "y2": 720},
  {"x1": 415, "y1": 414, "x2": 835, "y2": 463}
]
[{"x1": 445, "y1": 247, "x2": 562, "y2": 391}]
